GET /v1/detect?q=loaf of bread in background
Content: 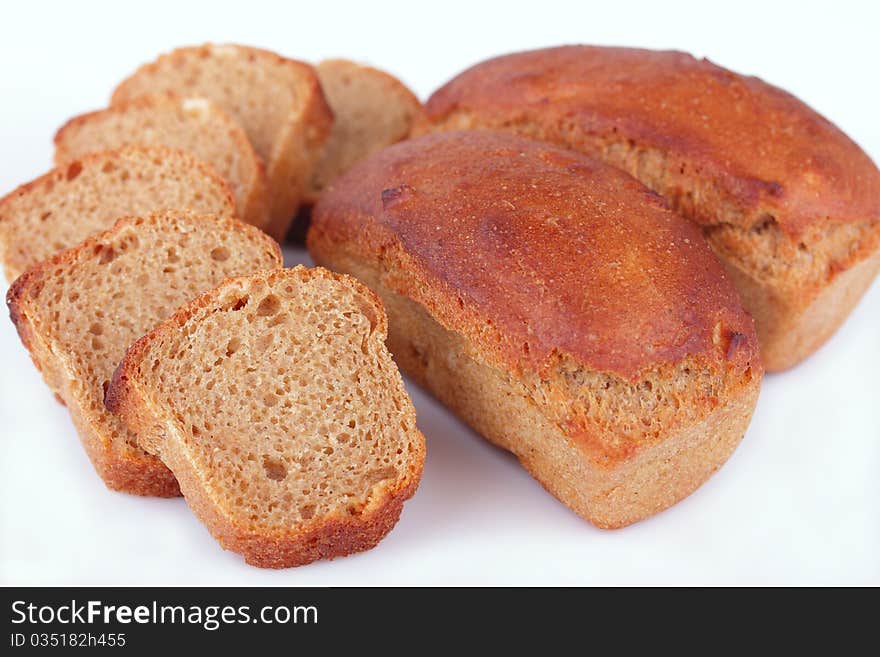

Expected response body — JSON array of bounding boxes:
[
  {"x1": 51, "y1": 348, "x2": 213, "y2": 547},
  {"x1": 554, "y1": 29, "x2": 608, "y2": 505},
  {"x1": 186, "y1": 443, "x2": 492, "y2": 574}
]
[
  {"x1": 112, "y1": 44, "x2": 333, "y2": 240},
  {"x1": 310, "y1": 130, "x2": 763, "y2": 528},
  {"x1": 106, "y1": 266, "x2": 425, "y2": 567},
  {"x1": 418, "y1": 46, "x2": 880, "y2": 371},
  {"x1": 54, "y1": 94, "x2": 270, "y2": 230},
  {"x1": 0, "y1": 145, "x2": 236, "y2": 281},
  {"x1": 304, "y1": 59, "x2": 421, "y2": 204},
  {"x1": 6, "y1": 211, "x2": 282, "y2": 496}
]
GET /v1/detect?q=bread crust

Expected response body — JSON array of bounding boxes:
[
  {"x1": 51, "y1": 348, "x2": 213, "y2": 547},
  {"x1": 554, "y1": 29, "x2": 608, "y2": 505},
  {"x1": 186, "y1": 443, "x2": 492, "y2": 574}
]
[
  {"x1": 54, "y1": 94, "x2": 271, "y2": 230},
  {"x1": 106, "y1": 267, "x2": 425, "y2": 567},
  {"x1": 111, "y1": 44, "x2": 334, "y2": 241},
  {"x1": 418, "y1": 46, "x2": 880, "y2": 370},
  {"x1": 6, "y1": 212, "x2": 282, "y2": 497},
  {"x1": 309, "y1": 131, "x2": 762, "y2": 526}
]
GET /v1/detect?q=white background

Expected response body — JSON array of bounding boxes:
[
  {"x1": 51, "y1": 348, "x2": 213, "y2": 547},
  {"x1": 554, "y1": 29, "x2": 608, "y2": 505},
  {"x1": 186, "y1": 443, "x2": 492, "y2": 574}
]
[{"x1": 1, "y1": 0, "x2": 877, "y2": 585}]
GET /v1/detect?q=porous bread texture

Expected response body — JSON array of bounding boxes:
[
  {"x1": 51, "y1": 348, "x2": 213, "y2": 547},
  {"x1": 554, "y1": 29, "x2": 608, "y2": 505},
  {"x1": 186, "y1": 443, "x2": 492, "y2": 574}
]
[
  {"x1": 106, "y1": 266, "x2": 425, "y2": 568},
  {"x1": 111, "y1": 44, "x2": 334, "y2": 240},
  {"x1": 6, "y1": 211, "x2": 282, "y2": 496},
  {"x1": 423, "y1": 106, "x2": 880, "y2": 372},
  {"x1": 0, "y1": 145, "x2": 236, "y2": 281},
  {"x1": 54, "y1": 94, "x2": 270, "y2": 230},
  {"x1": 305, "y1": 59, "x2": 422, "y2": 204},
  {"x1": 310, "y1": 246, "x2": 760, "y2": 527}
]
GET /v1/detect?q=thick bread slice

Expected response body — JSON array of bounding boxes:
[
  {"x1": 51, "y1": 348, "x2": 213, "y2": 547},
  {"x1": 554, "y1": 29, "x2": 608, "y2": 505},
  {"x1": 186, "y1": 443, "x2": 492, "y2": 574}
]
[
  {"x1": 112, "y1": 44, "x2": 334, "y2": 240},
  {"x1": 106, "y1": 266, "x2": 425, "y2": 568},
  {"x1": 0, "y1": 145, "x2": 236, "y2": 281},
  {"x1": 304, "y1": 59, "x2": 421, "y2": 204},
  {"x1": 418, "y1": 46, "x2": 880, "y2": 371},
  {"x1": 6, "y1": 211, "x2": 282, "y2": 496},
  {"x1": 54, "y1": 95, "x2": 270, "y2": 230},
  {"x1": 309, "y1": 130, "x2": 763, "y2": 528}
]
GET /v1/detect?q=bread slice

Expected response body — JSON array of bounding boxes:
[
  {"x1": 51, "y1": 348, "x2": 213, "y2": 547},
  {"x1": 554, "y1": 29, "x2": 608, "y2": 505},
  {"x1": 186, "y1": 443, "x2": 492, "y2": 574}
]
[
  {"x1": 304, "y1": 59, "x2": 421, "y2": 204},
  {"x1": 0, "y1": 145, "x2": 236, "y2": 282},
  {"x1": 6, "y1": 211, "x2": 282, "y2": 496},
  {"x1": 112, "y1": 44, "x2": 334, "y2": 241},
  {"x1": 418, "y1": 45, "x2": 880, "y2": 371},
  {"x1": 309, "y1": 130, "x2": 763, "y2": 528},
  {"x1": 105, "y1": 266, "x2": 425, "y2": 568},
  {"x1": 54, "y1": 95, "x2": 270, "y2": 230}
]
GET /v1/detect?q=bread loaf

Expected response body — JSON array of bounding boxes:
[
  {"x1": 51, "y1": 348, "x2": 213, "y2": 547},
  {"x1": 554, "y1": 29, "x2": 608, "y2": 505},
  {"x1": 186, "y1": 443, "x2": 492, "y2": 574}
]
[
  {"x1": 112, "y1": 44, "x2": 333, "y2": 240},
  {"x1": 418, "y1": 46, "x2": 880, "y2": 371},
  {"x1": 309, "y1": 130, "x2": 763, "y2": 528},
  {"x1": 305, "y1": 59, "x2": 421, "y2": 204},
  {"x1": 6, "y1": 211, "x2": 282, "y2": 496},
  {"x1": 0, "y1": 145, "x2": 236, "y2": 281},
  {"x1": 54, "y1": 94, "x2": 270, "y2": 230},
  {"x1": 106, "y1": 266, "x2": 425, "y2": 567}
]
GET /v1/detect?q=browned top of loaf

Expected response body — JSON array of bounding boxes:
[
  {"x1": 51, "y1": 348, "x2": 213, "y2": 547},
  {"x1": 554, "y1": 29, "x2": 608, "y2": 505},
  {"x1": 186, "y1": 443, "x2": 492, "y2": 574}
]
[
  {"x1": 310, "y1": 130, "x2": 758, "y2": 381},
  {"x1": 422, "y1": 46, "x2": 880, "y2": 236}
]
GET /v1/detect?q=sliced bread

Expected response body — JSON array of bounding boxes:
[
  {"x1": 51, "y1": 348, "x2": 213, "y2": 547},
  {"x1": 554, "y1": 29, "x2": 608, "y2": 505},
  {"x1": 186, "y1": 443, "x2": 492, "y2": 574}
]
[
  {"x1": 112, "y1": 44, "x2": 334, "y2": 240},
  {"x1": 6, "y1": 211, "x2": 282, "y2": 496},
  {"x1": 54, "y1": 94, "x2": 270, "y2": 230},
  {"x1": 106, "y1": 266, "x2": 425, "y2": 568},
  {"x1": 0, "y1": 145, "x2": 236, "y2": 281},
  {"x1": 304, "y1": 59, "x2": 422, "y2": 204}
]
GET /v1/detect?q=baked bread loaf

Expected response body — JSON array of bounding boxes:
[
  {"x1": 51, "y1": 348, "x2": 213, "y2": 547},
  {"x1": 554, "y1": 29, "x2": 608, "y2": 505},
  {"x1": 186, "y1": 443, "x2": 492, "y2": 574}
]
[
  {"x1": 6, "y1": 211, "x2": 282, "y2": 496},
  {"x1": 54, "y1": 94, "x2": 270, "y2": 230},
  {"x1": 106, "y1": 266, "x2": 425, "y2": 568},
  {"x1": 112, "y1": 44, "x2": 333, "y2": 240},
  {"x1": 309, "y1": 130, "x2": 763, "y2": 528},
  {"x1": 418, "y1": 46, "x2": 880, "y2": 371},
  {"x1": 305, "y1": 59, "x2": 421, "y2": 204},
  {"x1": 0, "y1": 145, "x2": 236, "y2": 281}
]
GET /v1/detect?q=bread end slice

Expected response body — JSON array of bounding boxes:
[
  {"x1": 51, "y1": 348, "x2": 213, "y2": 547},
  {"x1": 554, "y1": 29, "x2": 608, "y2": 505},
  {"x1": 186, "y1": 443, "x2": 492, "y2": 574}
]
[
  {"x1": 304, "y1": 59, "x2": 422, "y2": 205},
  {"x1": 106, "y1": 266, "x2": 425, "y2": 567},
  {"x1": 7, "y1": 211, "x2": 282, "y2": 497}
]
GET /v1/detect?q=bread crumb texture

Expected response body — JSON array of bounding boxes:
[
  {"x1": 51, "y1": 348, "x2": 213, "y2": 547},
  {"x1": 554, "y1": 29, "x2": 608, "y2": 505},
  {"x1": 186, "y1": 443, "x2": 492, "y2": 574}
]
[
  {"x1": 108, "y1": 267, "x2": 424, "y2": 567},
  {"x1": 6, "y1": 211, "x2": 281, "y2": 496},
  {"x1": 0, "y1": 145, "x2": 236, "y2": 281}
]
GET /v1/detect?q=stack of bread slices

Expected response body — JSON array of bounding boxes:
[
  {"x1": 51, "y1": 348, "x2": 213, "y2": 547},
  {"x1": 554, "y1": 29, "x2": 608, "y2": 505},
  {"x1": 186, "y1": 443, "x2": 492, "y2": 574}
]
[
  {"x1": 1, "y1": 44, "x2": 425, "y2": 568},
  {"x1": 4, "y1": 43, "x2": 878, "y2": 569}
]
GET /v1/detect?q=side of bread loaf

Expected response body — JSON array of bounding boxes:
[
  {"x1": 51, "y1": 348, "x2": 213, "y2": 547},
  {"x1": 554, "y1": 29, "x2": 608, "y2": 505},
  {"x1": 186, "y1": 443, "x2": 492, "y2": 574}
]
[
  {"x1": 6, "y1": 211, "x2": 282, "y2": 496},
  {"x1": 111, "y1": 44, "x2": 334, "y2": 240},
  {"x1": 309, "y1": 130, "x2": 762, "y2": 528},
  {"x1": 305, "y1": 59, "x2": 422, "y2": 204},
  {"x1": 418, "y1": 46, "x2": 880, "y2": 371},
  {"x1": 106, "y1": 267, "x2": 425, "y2": 567},
  {"x1": 54, "y1": 94, "x2": 270, "y2": 230},
  {"x1": 0, "y1": 145, "x2": 236, "y2": 281}
]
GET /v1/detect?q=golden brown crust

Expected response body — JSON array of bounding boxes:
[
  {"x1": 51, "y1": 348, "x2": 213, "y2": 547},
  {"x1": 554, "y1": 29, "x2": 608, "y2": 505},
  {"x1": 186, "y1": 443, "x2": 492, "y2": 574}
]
[
  {"x1": 6, "y1": 212, "x2": 281, "y2": 497},
  {"x1": 310, "y1": 130, "x2": 759, "y2": 382},
  {"x1": 106, "y1": 267, "x2": 424, "y2": 568},
  {"x1": 420, "y1": 45, "x2": 880, "y2": 236},
  {"x1": 418, "y1": 46, "x2": 880, "y2": 370}
]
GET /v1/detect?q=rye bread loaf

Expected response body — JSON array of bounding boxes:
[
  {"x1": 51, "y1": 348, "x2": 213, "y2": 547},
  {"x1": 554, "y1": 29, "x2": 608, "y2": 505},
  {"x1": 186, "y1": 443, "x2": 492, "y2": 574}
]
[
  {"x1": 0, "y1": 145, "x2": 236, "y2": 281},
  {"x1": 54, "y1": 94, "x2": 270, "y2": 230},
  {"x1": 417, "y1": 46, "x2": 880, "y2": 371},
  {"x1": 309, "y1": 130, "x2": 763, "y2": 528},
  {"x1": 305, "y1": 59, "x2": 421, "y2": 204},
  {"x1": 112, "y1": 44, "x2": 333, "y2": 240},
  {"x1": 6, "y1": 211, "x2": 282, "y2": 496},
  {"x1": 106, "y1": 266, "x2": 425, "y2": 568}
]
